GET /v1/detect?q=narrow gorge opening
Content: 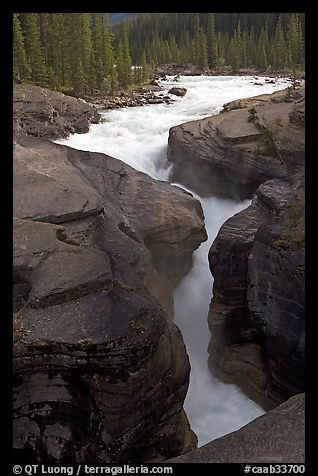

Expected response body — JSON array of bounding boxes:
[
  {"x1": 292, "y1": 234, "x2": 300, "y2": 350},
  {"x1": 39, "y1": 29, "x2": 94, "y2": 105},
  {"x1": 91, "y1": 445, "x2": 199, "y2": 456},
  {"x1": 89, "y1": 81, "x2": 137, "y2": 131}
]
[{"x1": 56, "y1": 74, "x2": 292, "y2": 446}]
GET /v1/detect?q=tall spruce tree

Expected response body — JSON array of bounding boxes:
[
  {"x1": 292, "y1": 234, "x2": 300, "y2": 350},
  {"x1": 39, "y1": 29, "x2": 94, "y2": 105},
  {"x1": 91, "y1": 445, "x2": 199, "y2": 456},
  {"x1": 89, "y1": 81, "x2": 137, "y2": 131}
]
[
  {"x1": 232, "y1": 20, "x2": 242, "y2": 71},
  {"x1": 287, "y1": 14, "x2": 304, "y2": 68},
  {"x1": 241, "y1": 31, "x2": 248, "y2": 68},
  {"x1": 199, "y1": 28, "x2": 209, "y2": 69},
  {"x1": 80, "y1": 14, "x2": 95, "y2": 92},
  {"x1": 24, "y1": 13, "x2": 48, "y2": 85},
  {"x1": 102, "y1": 14, "x2": 116, "y2": 77},
  {"x1": 257, "y1": 26, "x2": 268, "y2": 70},
  {"x1": 119, "y1": 27, "x2": 132, "y2": 88},
  {"x1": 13, "y1": 13, "x2": 31, "y2": 80},
  {"x1": 46, "y1": 13, "x2": 70, "y2": 88},
  {"x1": 273, "y1": 16, "x2": 287, "y2": 70},
  {"x1": 207, "y1": 13, "x2": 218, "y2": 68}
]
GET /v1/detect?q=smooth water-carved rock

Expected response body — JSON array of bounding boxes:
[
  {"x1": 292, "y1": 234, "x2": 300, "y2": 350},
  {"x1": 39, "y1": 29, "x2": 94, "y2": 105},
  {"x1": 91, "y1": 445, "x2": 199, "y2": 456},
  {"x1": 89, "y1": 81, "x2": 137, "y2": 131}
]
[
  {"x1": 169, "y1": 394, "x2": 305, "y2": 463},
  {"x1": 13, "y1": 136, "x2": 206, "y2": 463}
]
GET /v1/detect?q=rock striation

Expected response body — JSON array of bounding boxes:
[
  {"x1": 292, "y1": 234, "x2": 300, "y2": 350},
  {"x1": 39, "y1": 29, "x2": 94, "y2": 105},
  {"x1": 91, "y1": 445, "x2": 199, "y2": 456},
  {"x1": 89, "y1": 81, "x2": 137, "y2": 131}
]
[
  {"x1": 168, "y1": 393, "x2": 305, "y2": 463},
  {"x1": 13, "y1": 84, "x2": 207, "y2": 463}
]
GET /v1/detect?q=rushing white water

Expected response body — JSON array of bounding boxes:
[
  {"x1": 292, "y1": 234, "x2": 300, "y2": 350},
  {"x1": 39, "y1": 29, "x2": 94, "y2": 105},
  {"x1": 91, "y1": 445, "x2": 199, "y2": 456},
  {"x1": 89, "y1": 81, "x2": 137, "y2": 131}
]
[
  {"x1": 173, "y1": 193, "x2": 262, "y2": 445},
  {"x1": 56, "y1": 75, "x2": 291, "y2": 446}
]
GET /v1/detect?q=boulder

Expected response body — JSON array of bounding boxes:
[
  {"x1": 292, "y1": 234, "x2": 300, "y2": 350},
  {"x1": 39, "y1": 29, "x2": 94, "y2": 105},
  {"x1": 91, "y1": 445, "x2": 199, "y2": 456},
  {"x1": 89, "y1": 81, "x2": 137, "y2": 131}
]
[
  {"x1": 208, "y1": 176, "x2": 305, "y2": 409},
  {"x1": 169, "y1": 394, "x2": 305, "y2": 463},
  {"x1": 13, "y1": 136, "x2": 207, "y2": 463},
  {"x1": 168, "y1": 87, "x2": 187, "y2": 97},
  {"x1": 289, "y1": 100, "x2": 305, "y2": 127}
]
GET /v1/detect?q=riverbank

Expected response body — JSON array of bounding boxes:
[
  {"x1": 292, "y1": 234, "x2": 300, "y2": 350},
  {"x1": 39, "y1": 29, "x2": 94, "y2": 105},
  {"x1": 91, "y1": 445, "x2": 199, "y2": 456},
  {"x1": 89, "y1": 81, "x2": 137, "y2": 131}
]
[{"x1": 156, "y1": 63, "x2": 305, "y2": 79}]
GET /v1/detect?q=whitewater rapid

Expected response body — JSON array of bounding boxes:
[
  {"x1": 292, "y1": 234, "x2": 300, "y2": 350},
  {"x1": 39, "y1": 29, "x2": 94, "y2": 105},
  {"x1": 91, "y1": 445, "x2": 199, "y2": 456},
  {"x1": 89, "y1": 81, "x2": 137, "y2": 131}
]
[{"x1": 56, "y1": 75, "x2": 291, "y2": 446}]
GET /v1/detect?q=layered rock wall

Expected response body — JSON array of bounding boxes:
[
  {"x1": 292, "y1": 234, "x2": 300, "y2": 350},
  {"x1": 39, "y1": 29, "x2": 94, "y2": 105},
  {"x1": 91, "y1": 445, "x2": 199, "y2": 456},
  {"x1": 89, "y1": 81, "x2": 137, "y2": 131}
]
[{"x1": 208, "y1": 177, "x2": 305, "y2": 409}]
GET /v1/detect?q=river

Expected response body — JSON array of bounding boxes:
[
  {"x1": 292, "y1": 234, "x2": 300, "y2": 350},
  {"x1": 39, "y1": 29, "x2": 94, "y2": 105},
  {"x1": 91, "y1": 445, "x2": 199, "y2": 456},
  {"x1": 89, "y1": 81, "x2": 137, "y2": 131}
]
[{"x1": 56, "y1": 75, "x2": 291, "y2": 446}]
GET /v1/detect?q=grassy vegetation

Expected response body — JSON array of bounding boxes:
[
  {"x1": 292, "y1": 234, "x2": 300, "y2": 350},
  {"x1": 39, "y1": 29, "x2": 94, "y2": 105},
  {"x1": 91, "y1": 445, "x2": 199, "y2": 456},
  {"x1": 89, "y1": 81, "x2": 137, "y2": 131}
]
[
  {"x1": 275, "y1": 189, "x2": 305, "y2": 251},
  {"x1": 13, "y1": 313, "x2": 27, "y2": 342},
  {"x1": 130, "y1": 319, "x2": 146, "y2": 334},
  {"x1": 255, "y1": 126, "x2": 276, "y2": 156},
  {"x1": 247, "y1": 107, "x2": 258, "y2": 123}
]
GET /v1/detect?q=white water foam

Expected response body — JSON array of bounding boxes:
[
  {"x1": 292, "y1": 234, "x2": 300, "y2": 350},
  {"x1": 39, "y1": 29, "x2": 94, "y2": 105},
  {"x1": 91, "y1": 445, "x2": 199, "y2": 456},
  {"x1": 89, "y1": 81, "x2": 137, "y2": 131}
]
[{"x1": 56, "y1": 75, "x2": 291, "y2": 446}]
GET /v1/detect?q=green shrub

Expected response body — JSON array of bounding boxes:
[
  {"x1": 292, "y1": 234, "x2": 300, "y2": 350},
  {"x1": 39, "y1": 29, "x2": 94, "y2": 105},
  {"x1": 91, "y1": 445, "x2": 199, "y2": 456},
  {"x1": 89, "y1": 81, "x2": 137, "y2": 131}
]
[{"x1": 247, "y1": 107, "x2": 258, "y2": 123}]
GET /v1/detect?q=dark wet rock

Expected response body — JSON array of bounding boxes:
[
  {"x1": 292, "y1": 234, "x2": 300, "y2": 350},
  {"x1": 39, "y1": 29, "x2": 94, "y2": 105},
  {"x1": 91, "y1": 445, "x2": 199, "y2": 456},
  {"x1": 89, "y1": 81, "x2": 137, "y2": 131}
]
[
  {"x1": 208, "y1": 176, "x2": 305, "y2": 409},
  {"x1": 169, "y1": 394, "x2": 305, "y2": 463},
  {"x1": 168, "y1": 87, "x2": 187, "y2": 97},
  {"x1": 13, "y1": 135, "x2": 206, "y2": 463}
]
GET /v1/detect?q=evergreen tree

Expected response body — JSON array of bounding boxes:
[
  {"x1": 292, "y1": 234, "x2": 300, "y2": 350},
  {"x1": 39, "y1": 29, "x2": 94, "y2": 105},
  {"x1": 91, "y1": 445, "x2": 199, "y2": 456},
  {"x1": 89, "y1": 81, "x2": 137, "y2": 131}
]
[
  {"x1": 207, "y1": 13, "x2": 218, "y2": 68},
  {"x1": 80, "y1": 14, "x2": 95, "y2": 92},
  {"x1": 92, "y1": 14, "x2": 104, "y2": 88},
  {"x1": 116, "y1": 39, "x2": 125, "y2": 86},
  {"x1": 241, "y1": 31, "x2": 248, "y2": 68},
  {"x1": 102, "y1": 14, "x2": 116, "y2": 77},
  {"x1": 179, "y1": 27, "x2": 191, "y2": 64},
  {"x1": 246, "y1": 25, "x2": 257, "y2": 67},
  {"x1": 199, "y1": 28, "x2": 209, "y2": 69},
  {"x1": 141, "y1": 51, "x2": 147, "y2": 80},
  {"x1": 110, "y1": 64, "x2": 119, "y2": 94},
  {"x1": 217, "y1": 31, "x2": 225, "y2": 67},
  {"x1": 88, "y1": 48, "x2": 97, "y2": 91},
  {"x1": 232, "y1": 20, "x2": 242, "y2": 71},
  {"x1": 295, "y1": 14, "x2": 305, "y2": 68},
  {"x1": 193, "y1": 15, "x2": 201, "y2": 66},
  {"x1": 24, "y1": 13, "x2": 48, "y2": 85},
  {"x1": 13, "y1": 13, "x2": 31, "y2": 80},
  {"x1": 73, "y1": 57, "x2": 85, "y2": 95},
  {"x1": 162, "y1": 40, "x2": 172, "y2": 63},
  {"x1": 46, "y1": 13, "x2": 70, "y2": 88},
  {"x1": 257, "y1": 26, "x2": 268, "y2": 70},
  {"x1": 116, "y1": 29, "x2": 133, "y2": 89},
  {"x1": 287, "y1": 14, "x2": 304, "y2": 68},
  {"x1": 227, "y1": 38, "x2": 236, "y2": 69},
  {"x1": 38, "y1": 13, "x2": 50, "y2": 62},
  {"x1": 119, "y1": 27, "x2": 132, "y2": 88},
  {"x1": 13, "y1": 12, "x2": 305, "y2": 94},
  {"x1": 273, "y1": 16, "x2": 287, "y2": 70}
]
